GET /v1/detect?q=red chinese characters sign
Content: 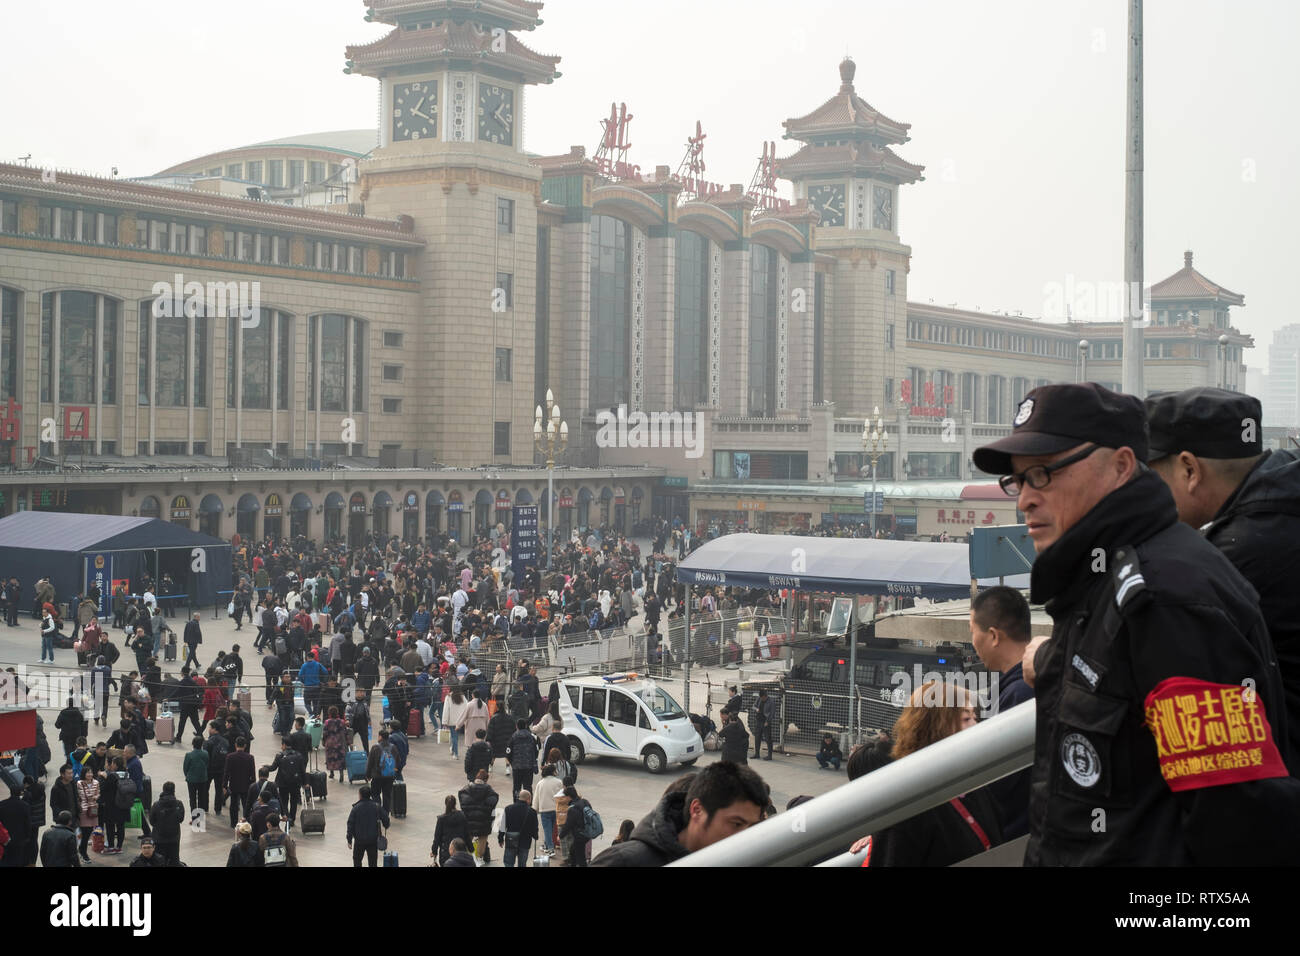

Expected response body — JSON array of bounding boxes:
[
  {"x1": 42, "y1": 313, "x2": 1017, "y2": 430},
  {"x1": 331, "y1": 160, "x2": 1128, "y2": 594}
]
[
  {"x1": 901, "y1": 383, "x2": 954, "y2": 419},
  {"x1": 936, "y1": 509, "x2": 996, "y2": 525},
  {"x1": 1144, "y1": 678, "x2": 1288, "y2": 791}
]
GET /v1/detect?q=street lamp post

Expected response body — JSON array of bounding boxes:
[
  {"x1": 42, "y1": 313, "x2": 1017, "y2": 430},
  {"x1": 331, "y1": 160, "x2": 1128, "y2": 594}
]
[
  {"x1": 533, "y1": 389, "x2": 568, "y2": 572},
  {"x1": 1079, "y1": 339, "x2": 1090, "y2": 384},
  {"x1": 862, "y1": 407, "x2": 889, "y2": 538}
]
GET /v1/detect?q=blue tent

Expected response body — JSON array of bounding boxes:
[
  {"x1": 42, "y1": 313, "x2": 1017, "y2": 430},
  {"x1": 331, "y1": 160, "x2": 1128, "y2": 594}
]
[
  {"x1": 677, "y1": 533, "x2": 1028, "y2": 600},
  {"x1": 0, "y1": 512, "x2": 232, "y2": 611}
]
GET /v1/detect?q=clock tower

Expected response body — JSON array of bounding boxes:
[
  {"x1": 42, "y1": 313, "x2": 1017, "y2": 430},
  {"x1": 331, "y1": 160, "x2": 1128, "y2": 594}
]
[
  {"x1": 346, "y1": 0, "x2": 561, "y2": 465},
  {"x1": 779, "y1": 58, "x2": 923, "y2": 419}
]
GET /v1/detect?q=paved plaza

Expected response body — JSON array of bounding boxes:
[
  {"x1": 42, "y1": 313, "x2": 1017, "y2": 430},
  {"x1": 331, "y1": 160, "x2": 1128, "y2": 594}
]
[{"x1": 3, "y1": 608, "x2": 846, "y2": 867}]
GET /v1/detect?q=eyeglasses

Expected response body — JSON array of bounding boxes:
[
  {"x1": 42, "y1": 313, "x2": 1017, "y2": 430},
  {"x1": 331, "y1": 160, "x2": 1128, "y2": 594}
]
[{"x1": 998, "y1": 444, "x2": 1101, "y2": 496}]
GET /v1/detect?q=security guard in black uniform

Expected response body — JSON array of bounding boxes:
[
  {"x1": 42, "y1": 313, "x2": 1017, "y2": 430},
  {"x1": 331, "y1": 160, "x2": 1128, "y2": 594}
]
[
  {"x1": 974, "y1": 383, "x2": 1300, "y2": 866},
  {"x1": 1146, "y1": 387, "x2": 1300, "y2": 765}
]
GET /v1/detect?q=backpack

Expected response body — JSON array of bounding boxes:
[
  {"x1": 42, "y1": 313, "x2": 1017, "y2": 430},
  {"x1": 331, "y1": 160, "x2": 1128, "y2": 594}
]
[
  {"x1": 282, "y1": 751, "x2": 304, "y2": 784},
  {"x1": 115, "y1": 773, "x2": 138, "y2": 810},
  {"x1": 378, "y1": 746, "x2": 396, "y2": 779},
  {"x1": 581, "y1": 802, "x2": 603, "y2": 840},
  {"x1": 262, "y1": 832, "x2": 288, "y2": 867}
]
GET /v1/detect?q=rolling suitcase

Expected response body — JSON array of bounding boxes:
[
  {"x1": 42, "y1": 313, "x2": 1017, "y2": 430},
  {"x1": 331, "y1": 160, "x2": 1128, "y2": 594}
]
[
  {"x1": 407, "y1": 707, "x2": 423, "y2": 738},
  {"x1": 346, "y1": 749, "x2": 367, "y2": 784},
  {"x1": 307, "y1": 717, "x2": 323, "y2": 749},
  {"x1": 238, "y1": 688, "x2": 252, "y2": 711},
  {"x1": 300, "y1": 792, "x2": 325, "y2": 834},
  {"x1": 306, "y1": 749, "x2": 327, "y2": 801},
  {"x1": 391, "y1": 779, "x2": 407, "y2": 818},
  {"x1": 155, "y1": 709, "x2": 175, "y2": 744},
  {"x1": 164, "y1": 640, "x2": 176, "y2": 662},
  {"x1": 383, "y1": 850, "x2": 399, "y2": 867}
]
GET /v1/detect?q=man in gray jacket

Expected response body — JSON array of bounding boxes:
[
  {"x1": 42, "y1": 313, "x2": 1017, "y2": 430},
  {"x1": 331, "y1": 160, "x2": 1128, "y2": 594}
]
[{"x1": 39, "y1": 811, "x2": 80, "y2": 867}]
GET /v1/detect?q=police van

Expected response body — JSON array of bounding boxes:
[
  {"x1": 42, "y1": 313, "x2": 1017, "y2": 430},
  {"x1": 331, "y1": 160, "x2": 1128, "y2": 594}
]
[{"x1": 556, "y1": 674, "x2": 703, "y2": 774}]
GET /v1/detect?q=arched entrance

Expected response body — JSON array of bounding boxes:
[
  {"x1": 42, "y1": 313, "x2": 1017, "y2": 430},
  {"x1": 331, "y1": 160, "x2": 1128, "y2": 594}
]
[
  {"x1": 577, "y1": 487, "x2": 593, "y2": 531},
  {"x1": 236, "y1": 493, "x2": 260, "y2": 538},
  {"x1": 402, "y1": 491, "x2": 420, "y2": 542},
  {"x1": 558, "y1": 487, "x2": 574, "y2": 540},
  {"x1": 198, "y1": 494, "x2": 223, "y2": 539},
  {"x1": 373, "y1": 491, "x2": 393, "y2": 539},
  {"x1": 323, "y1": 492, "x2": 345, "y2": 541},
  {"x1": 290, "y1": 493, "x2": 312, "y2": 540},
  {"x1": 264, "y1": 493, "x2": 284, "y2": 541},
  {"x1": 426, "y1": 491, "x2": 445, "y2": 542},
  {"x1": 494, "y1": 489, "x2": 512, "y2": 532},
  {"x1": 170, "y1": 495, "x2": 193, "y2": 529},
  {"x1": 446, "y1": 491, "x2": 464, "y2": 543},
  {"x1": 347, "y1": 492, "x2": 367, "y2": 547},
  {"x1": 613, "y1": 486, "x2": 626, "y2": 533},
  {"x1": 599, "y1": 486, "x2": 613, "y2": 528},
  {"x1": 474, "y1": 489, "x2": 492, "y2": 538}
]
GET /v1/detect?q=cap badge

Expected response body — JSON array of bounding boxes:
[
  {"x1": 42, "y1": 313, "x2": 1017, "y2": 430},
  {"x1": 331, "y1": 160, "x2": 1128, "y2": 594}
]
[{"x1": 1013, "y1": 398, "x2": 1035, "y2": 427}]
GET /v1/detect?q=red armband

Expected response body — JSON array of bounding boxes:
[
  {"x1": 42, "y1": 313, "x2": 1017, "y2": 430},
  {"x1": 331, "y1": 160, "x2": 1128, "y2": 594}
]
[{"x1": 1143, "y1": 677, "x2": 1288, "y2": 792}]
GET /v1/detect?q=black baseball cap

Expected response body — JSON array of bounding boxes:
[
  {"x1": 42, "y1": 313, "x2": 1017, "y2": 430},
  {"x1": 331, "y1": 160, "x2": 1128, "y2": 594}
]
[
  {"x1": 973, "y1": 383, "x2": 1149, "y2": 476},
  {"x1": 1145, "y1": 387, "x2": 1263, "y2": 460}
]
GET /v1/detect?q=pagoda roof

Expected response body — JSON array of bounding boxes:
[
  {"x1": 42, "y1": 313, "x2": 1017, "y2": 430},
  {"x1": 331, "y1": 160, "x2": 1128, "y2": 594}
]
[
  {"x1": 1148, "y1": 250, "x2": 1244, "y2": 305},
  {"x1": 365, "y1": 0, "x2": 545, "y2": 30},
  {"x1": 776, "y1": 142, "x2": 924, "y2": 185},
  {"x1": 346, "y1": 17, "x2": 560, "y2": 82},
  {"x1": 783, "y1": 58, "x2": 911, "y2": 146}
]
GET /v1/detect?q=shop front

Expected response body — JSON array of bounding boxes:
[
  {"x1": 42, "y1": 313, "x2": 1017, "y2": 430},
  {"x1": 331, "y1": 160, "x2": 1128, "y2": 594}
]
[
  {"x1": 494, "y1": 490, "x2": 512, "y2": 531},
  {"x1": 324, "y1": 492, "x2": 345, "y2": 541},
  {"x1": 170, "y1": 494, "x2": 193, "y2": 529},
  {"x1": 290, "y1": 493, "x2": 312, "y2": 539},
  {"x1": 198, "y1": 494, "x2": 223, "y2": 539},
  {"x1": 446, "y1": 491, "x2": 465, "y2": 543},
  {"x1": 425, "y1": 491, "x2": 444, "y2": 541},
  {"x1": 263, "y1": 493, "x2": 284, "y2": 540},
  {"x1": 558, "y1": 488, "x2": 575, "y2": 538},
  {"x1": 373, "y1": 491, "x2": 393, "y2": 538},
  {"x1": 348, "y1": 491, "x2": 367, "y2": 546},
  {"x1": 236, "y1": 493, "x2": 259, "y2": 538}
]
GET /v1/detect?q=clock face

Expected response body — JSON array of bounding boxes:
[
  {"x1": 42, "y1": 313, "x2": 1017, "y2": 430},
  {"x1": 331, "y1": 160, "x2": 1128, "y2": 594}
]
[
  {"x1": 477, "y1": 84, "x2": 515, "y2": 146},
  {"x1": 808, "y1": 184, "x2": 846, "y2": 227},
  {"x1": 873, "y1": 185, "x2": 893, "y2": 230},
  {"x1": 392, "y1": 81, "x2": 438, "y2": 142}
]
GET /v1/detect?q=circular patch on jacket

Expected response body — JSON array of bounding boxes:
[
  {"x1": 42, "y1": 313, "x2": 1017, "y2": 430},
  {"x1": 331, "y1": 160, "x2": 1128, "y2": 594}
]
[
  {"x1": 1061, "y1": 733, "x2": 1101, "y2": 788},
  {"x1": 1013, "y1": 398, "x2": 1035, "y2": 426}
]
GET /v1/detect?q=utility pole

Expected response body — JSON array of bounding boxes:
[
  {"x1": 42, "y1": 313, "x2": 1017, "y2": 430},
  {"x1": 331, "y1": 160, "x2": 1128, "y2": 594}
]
[{"x1": 1122, "y1": 0, "x2": 1145, "y2": 396}]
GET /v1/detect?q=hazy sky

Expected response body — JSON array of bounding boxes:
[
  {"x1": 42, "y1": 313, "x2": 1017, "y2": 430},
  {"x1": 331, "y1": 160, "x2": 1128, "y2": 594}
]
[{"x1": 3, "y1": 0, "x2": 1296, "y2": 366}]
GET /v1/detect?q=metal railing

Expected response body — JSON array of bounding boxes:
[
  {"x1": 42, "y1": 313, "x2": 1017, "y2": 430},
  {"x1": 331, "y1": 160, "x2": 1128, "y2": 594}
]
[
  {"x1": 669, "y1": 700, "x2": 1036, "y2": 867},
  {"x1": 667, "y1": 610, "x2": 789, "y2": 667}
]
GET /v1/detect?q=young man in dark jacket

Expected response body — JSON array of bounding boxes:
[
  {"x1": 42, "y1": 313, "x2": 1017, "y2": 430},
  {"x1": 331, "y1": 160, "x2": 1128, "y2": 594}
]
[
  {"x1": 718, "y1": 713, "x2": 749, "y2": 765},
  {"x1": 148, "y1": 781, "x2": 186, "y2": 866},
  {"x1": 506, "y1": 720, "x2": 539, "y2": 798},
  {"x1": 486, "y1": 706, "x2": 515, "y2": 770},
  {"x1": 816, "y1": 733, "x2": 843, "y2": 771},
  {"x1": 592, "y1": 762, "x2": 767, "y2": 867},
  {"x1": 222, "y1": 737, "x2": 257, "y2": 827},
  {"x1": 128, "y1": 836, "x2": 168, "y2": 867},
  {"x1": 204, "y1": 723, "x2": 230, "y2": 818},
  {"x1": 346, "y1": 784, "x2": 390, "y2": 867},
  {"x1": 270, "y1": 738, "x2": 306, "y2": 830},
  {"x1": 39, "y1": 811, "x2": 81, "y2": 867},
  {"x1": 48, "y1": 766, "x2": 78, "y2": 822}
]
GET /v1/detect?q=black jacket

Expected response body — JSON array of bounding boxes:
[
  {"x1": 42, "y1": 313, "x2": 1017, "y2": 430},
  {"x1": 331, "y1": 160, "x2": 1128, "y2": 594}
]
[
  {"x1": 49, "y1": 778, "x2": 78, "y2": 820},
  {"x1": 183, "y1": 619, "x2": 203, "y2": 646},
  {"x1": 0, "y1": 795, "x2": 33, "y2": 867},
  {"x1": 442, "y1": 850, "x2": 476, "y2": 868},
  {"x1": 1025, "y1": 470, "x2": 1300, "y2": 866},
  {"x1": 148, "y1": 793, "x2": 186, "y2": 843},
  {"x1": 1203, "y1": 448, "x2": 1300, "y2": 767},
  {"x1": 502, "y1": 800, "x2": 539, "y2": 843},
  {"x1": 592, "y1": 789, "x2": 691, "y2": 867},
  {"x1": 39, "y1": 824, "x2": 81, "y2": 867},
  {"x1": 719, "y1": 721, "x2": 749, "y2": 764},
  {"x1": 463, "y1": 740, "x2": 492, "y2": 780},
  {"x1": 486, "y1": 712, "x2": 515, "y2": 757},
  {"x1": 346, "y1": 797, "x2": 390, "y2": 845},
  {"x1": 458, "y1": 781, "x2": 499, "y2": 837},
  {"x1": 507, "y1": 729, "x2": 538, "y2": 772},
  {"x1": 871, "y1": 784, "x2": 1004, "y2": 866},
  {"x1": 55, "y1": 707, "x2": 86, "y2": 746},
  {"x1": 271, "y1": 750, "x2": 305, "y2": 790},
  {"x1": 432, "y1": 810, "x2": 470, "y2": 861}
]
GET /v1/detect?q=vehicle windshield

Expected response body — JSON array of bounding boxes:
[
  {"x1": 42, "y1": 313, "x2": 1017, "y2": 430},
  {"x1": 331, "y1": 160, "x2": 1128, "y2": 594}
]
[{"x1": 643, "y1": 687, "x2": 685, "y2": 720}]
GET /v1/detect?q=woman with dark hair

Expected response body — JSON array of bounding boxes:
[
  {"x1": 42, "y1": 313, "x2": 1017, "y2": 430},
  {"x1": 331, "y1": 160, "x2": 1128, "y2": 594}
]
[
  {"x1": 531, "y1": 698, "x2": 562, "y2": 738},
  {"x1": 611, "y1": 818, "x2": 635, "y2": 845},
  {"x1": 431, "y1": 794, "x2": 470, "y2": 866},
  {"x1": 852, "y1": 682, "x2": 1002, "y2": 866},
  {"x1": 323, "y1": 706, "x2": 347, "y2": 780}
]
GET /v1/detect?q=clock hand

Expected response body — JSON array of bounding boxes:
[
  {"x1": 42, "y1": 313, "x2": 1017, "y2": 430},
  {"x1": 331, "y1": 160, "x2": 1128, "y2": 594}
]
[
  {"x1": 412, "y1": 108, "x2": 432, "y2": 121},
  {"x1": 413, "y1": 97, "x2": 425, "y2": 113},
  {"x1": 493, "y1": 103, "x2": 506, "y2": 125}
]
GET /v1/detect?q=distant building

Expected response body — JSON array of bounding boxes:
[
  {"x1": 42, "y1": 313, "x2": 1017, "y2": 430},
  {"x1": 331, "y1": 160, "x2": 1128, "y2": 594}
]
[{"x1": 1266, "y1": 325, "x2": 1300, "y2": 428}]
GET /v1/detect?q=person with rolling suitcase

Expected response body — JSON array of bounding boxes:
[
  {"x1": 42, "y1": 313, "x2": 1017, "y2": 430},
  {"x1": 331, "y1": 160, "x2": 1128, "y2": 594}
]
[
  {"x1": 346, "y1": 784, "x2": 389, "y2": 867},
  {"x1": 270, "y1": 738, "x2": 306, "y2": 831}
]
